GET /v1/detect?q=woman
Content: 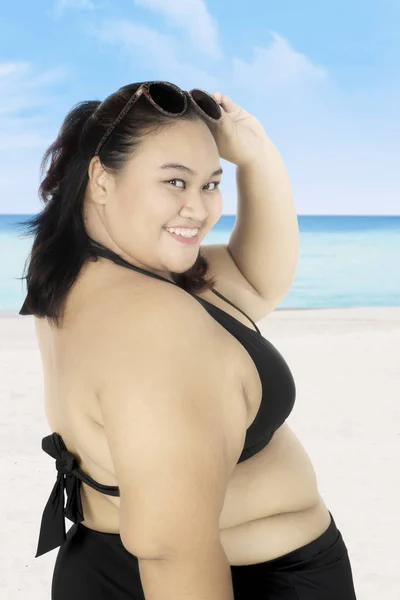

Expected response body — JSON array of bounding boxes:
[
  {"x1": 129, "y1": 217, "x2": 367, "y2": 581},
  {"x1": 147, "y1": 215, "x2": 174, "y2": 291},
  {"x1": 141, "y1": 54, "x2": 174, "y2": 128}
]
[{"x1": 18, "y1": 81, "x2": 357, "y2": 599}]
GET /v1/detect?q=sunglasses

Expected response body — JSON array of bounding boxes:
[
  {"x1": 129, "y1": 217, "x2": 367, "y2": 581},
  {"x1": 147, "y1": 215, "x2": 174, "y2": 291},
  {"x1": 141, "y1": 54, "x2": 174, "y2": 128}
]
[{"x1": 94, "y1": 81, "x2": 223, "y2": 157}]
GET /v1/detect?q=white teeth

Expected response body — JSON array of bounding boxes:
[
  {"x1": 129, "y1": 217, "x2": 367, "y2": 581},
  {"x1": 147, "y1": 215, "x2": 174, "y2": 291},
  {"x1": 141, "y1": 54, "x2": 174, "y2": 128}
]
[{"x1": 166, "y1": 227, "x2": 198, "y2": 238}]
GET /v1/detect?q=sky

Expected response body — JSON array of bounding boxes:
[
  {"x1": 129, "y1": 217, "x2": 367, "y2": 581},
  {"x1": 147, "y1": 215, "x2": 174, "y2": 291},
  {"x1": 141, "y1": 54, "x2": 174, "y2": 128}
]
[{"x1": 0, "y1": 0, "x2": 399, "y2": 215}]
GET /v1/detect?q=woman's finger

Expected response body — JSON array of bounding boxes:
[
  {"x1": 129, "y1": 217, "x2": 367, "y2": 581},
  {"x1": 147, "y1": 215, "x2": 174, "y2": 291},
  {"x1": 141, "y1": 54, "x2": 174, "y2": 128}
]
[{"x1": 218, "y1": 94, "x2": 240, "y2": 113}]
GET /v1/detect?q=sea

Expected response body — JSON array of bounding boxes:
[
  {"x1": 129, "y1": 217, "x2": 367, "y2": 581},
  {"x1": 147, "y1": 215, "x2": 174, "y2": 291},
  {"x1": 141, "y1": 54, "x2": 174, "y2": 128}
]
[{"x1": 0, "y1": 214, "x2": 399, "y2": 313}]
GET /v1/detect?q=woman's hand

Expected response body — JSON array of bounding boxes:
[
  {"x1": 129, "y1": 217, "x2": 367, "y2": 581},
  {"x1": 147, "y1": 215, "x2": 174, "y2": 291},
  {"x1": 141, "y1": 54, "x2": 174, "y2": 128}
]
[{"x1": 209, "y1": 92, "x2": 270, "y2": 166}]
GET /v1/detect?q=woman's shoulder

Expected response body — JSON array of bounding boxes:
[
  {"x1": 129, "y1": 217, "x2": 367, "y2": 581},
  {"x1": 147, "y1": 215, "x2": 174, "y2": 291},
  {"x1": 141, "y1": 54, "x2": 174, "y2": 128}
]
[{"x1": 81, "y1": 272, "x2": 219, "y2": 366}]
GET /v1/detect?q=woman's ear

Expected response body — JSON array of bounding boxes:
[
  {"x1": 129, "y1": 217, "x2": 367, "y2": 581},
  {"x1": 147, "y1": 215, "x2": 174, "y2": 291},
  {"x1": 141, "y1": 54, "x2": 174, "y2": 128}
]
[{"x1": 87, "y1": 157, "x2": 112, "y2": 204}]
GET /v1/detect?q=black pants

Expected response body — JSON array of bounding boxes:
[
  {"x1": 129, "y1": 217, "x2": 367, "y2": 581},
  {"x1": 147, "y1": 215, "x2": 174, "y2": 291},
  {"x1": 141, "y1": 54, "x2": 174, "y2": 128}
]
[{"x1": 52, "y1": 511, "x2": 357, "y2": 599}]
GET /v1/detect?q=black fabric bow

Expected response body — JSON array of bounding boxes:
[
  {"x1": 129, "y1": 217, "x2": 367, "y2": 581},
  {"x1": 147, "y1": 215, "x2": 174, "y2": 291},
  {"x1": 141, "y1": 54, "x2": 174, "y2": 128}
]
[
  {"x1": 35, "y1": 432, "x2": 120, "y2": 558},
  {"x1": 35, "y1": 433, "x2": 84, "y2": 558}
]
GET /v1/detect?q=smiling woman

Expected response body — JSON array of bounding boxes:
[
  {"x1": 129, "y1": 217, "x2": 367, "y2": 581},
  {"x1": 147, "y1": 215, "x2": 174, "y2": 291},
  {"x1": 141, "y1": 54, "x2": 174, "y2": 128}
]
[
  {"x1": 17, "y1": 80, "x2": 357, "y2": 600},
  {"x1": 160, "y1": 161, "x2": 224, "y2": 237},
  {"x1": 17, "y1": 82, "x2": 226, "y2": 325}
]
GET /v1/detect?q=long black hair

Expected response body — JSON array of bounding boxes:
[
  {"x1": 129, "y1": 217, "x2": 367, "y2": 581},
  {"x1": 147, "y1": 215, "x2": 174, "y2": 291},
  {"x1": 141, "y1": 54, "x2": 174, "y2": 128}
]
[{"x1": 16, "y1": 82, "x2": 217, "y2": 328}]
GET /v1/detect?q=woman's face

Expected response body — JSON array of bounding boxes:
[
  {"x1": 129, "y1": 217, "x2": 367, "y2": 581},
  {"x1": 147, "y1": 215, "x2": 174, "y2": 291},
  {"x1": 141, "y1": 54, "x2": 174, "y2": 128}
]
[{"x1": 87, "y1": 118, "x2": 223, "y2": 280}]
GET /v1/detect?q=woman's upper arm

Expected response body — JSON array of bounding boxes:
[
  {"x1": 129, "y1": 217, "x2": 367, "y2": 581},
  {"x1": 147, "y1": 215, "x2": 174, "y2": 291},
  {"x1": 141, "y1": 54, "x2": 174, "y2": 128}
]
[{"x1": 94, "y1": 288, "x2": 247, "y2": 560}]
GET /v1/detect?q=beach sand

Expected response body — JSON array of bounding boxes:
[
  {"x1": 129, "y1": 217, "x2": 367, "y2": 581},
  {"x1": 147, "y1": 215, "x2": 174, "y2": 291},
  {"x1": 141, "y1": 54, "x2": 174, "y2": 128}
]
[{"x1": 1, "y1": 306, "x2": 399, "y2": 599}]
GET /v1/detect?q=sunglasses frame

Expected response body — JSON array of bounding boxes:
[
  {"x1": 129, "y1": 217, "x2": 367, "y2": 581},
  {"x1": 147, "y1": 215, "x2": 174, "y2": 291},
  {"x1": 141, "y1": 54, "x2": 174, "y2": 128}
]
[{"x1": 94, "y1": 80, "x2": 222, "y2": 157}]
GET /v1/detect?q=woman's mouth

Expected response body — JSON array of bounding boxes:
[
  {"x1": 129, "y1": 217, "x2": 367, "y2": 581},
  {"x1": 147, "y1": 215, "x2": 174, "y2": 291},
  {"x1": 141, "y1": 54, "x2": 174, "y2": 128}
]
[{"x1": 164, "y1": 227, "x2": 200, "y2": 245}]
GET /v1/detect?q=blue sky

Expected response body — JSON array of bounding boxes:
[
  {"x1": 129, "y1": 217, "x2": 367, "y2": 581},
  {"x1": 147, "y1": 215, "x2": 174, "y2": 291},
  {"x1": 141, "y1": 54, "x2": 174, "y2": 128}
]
[{"x1": 1, "y1": 0, "x2": 399, "y2": 215}]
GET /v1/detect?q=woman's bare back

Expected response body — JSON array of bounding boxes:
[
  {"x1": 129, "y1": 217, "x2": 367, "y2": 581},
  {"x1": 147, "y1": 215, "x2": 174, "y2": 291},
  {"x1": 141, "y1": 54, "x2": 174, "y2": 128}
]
[{"x1": 34, "y1": 257, "x2": 331, "y2": 566}]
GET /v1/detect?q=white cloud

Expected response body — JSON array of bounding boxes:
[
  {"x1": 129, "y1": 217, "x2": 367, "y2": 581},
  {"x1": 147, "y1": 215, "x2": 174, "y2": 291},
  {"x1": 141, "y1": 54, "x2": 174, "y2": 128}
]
[
  {"x1": 90, "y1": 19, "x2": 220, "y2": 89},
  {"x1": 0, "y1": 62, "x2": 69, "y2": 213},
  {"x1": 132, "y1": 0, "x2": 221, "y2": 59},
  {"x1": 232, "y1": 31, "x2": 329, "y2": 93},
  {"x1": 95, "y1": 20, "x2": 179, "y2": 71},
  {"x1": 0, "y1": 61, "x2": 69, "y2": 116},
  {"x1": 54, "y1": 0, "x2": 96, "y2": 14}
]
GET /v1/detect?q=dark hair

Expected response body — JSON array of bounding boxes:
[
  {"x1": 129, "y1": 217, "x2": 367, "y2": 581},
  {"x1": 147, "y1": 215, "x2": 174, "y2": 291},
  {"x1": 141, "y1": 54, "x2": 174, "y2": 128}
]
[{"x1": 16, "y1": 82, "x2": 217, "y2": 329}]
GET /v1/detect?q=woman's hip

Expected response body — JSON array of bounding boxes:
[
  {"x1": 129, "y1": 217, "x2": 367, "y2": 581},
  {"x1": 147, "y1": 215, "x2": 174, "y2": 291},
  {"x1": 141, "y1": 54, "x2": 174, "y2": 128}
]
[
  {"x1": 51, "y1": 510, "x2": 357, "y2": 600},
  {"x1": 51, "y1": 523, "x2": 145, "y2": 600},
  {"x1": 230, "y1": 510, "x2": 358, "y2": 599},
  {"x1": 221, "y1": 498, "x2": 332, "y2": 566}
]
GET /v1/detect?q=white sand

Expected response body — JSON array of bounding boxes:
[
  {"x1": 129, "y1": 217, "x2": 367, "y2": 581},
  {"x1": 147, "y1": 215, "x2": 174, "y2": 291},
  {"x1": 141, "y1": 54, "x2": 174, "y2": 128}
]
[{"x1": 1, "y1": 306, "x2": 399, "y2": 599}]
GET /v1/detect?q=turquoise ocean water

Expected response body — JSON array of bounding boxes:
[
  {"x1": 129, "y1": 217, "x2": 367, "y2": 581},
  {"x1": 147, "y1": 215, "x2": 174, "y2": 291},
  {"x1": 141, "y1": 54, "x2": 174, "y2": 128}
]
[{"x1": 0, "y1": 214, "x2": 399, "y2": 312}]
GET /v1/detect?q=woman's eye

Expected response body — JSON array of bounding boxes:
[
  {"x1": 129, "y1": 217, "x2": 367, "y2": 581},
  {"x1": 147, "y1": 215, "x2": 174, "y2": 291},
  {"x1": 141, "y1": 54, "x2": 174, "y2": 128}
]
[
  {"x1": 204, "y1": 182, "x2": 221, "y2": 191},
  {"x1": 166, "y1": 179, "x2": 221, "y2": 191},
  {"x1": 167, "y1": 178, "x2": 186, "y2": 188}
]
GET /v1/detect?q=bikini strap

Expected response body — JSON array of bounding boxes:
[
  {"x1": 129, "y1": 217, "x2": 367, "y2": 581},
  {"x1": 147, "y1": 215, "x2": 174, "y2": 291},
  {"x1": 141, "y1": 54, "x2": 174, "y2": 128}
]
[
  {"x1": 211, "y1": 288, "x2": 261, "y2": 335},
  {"x1": 20, "y1": 242, "x2": 262, "y2": 338},
  {"x1": 89, "y1": 241, "x2": 178, "y2": 286}
]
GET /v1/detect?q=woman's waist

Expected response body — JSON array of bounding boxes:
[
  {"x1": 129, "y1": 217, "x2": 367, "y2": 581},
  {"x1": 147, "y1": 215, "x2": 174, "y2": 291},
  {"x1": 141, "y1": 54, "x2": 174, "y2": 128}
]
[
  {"x1": 219, "y1": 422, "x2": 320, "y2": 530},
  {"x1": 220, "y1": 495, "x2": 332, "y2": 566},
  {"x1": 82, "y1": 422, "x2": 322, "y2": 538}
]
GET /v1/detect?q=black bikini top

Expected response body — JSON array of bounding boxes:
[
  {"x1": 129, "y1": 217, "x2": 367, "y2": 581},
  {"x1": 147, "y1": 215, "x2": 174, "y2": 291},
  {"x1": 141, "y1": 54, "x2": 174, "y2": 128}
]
[{"x1": 21, "y1": 240, "x2": 296, "y2": 557}]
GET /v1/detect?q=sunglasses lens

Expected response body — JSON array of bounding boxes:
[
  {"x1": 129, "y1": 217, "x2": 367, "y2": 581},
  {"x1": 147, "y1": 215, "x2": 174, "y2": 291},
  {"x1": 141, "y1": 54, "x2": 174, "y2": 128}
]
[
  {"x1": 191, "y1": 89, "x2": 222, "y2": 120},
  {"x1": 148, "y1": 83, "x2": 186, "y2": 114}
]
